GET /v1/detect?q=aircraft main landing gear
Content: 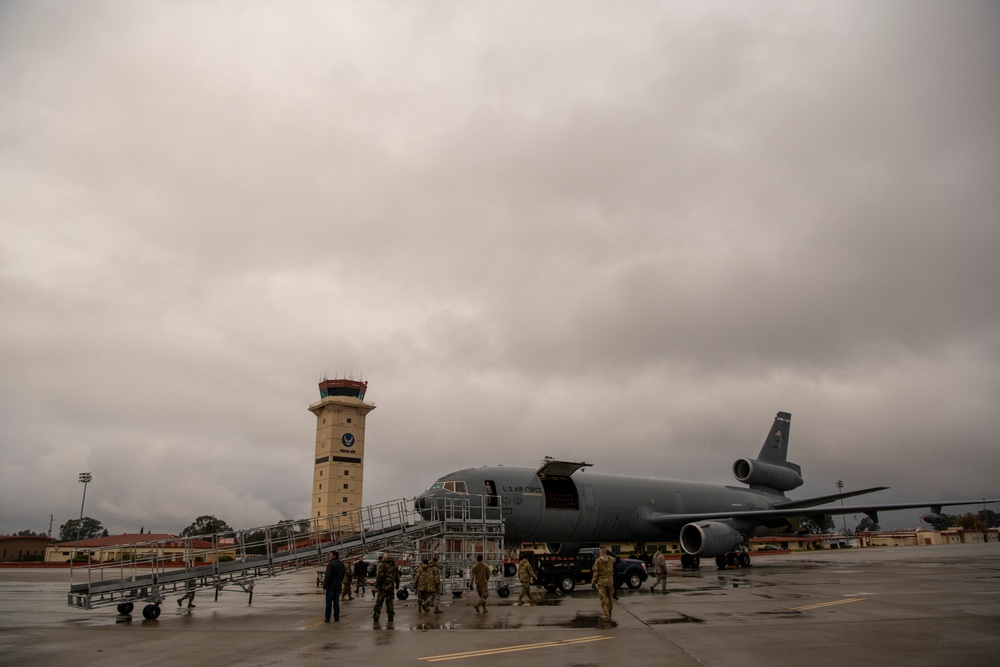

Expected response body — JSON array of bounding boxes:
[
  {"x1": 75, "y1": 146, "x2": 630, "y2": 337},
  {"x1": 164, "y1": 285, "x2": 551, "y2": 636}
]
[
  {"x1": 715, "y1": 551, "x2": 752, "y2": 570},
  {"x1": 680, "y1": 554, "x2": 701, "y2": 569}
]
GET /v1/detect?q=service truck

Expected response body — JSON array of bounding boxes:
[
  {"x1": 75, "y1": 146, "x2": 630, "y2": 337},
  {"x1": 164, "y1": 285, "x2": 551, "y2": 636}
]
[{"x1": 533, "y1": 548, "x2": 647, "y2": 593}]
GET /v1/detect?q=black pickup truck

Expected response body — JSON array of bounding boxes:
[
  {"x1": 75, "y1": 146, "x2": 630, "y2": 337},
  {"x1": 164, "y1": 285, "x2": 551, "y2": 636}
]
[{"x1": 533, "y1": 548, "x2": 647, "y2": 593}]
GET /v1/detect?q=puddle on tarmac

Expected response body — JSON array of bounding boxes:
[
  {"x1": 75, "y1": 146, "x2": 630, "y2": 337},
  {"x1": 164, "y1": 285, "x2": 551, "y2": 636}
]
[
  {"x1": 405, "y1": 618, "x2": 523, "y2": 631},
  {"x1": 648, "y1": 614, "x2": 704, "y2": 625},
  {"x1": 402, "y1": 605, "x2": 595, "y2": 632},
  {"x1": 521, "y1": 598, "x2": 563, "y2": 606},
  {"x1": 713, "y1": 578, "x2": 774, "y2": 590},
  {"x1": 757, "y1": 611, "x2": 802, "y2": 619},
  {"x1": 539, "y1": 613, "x2": 612, "y2": 630}
]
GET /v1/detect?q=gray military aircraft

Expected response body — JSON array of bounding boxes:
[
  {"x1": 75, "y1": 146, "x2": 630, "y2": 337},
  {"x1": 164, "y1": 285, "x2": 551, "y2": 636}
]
[{"x1": 415, "y1": 411, "x2": 997, "y2": 567}]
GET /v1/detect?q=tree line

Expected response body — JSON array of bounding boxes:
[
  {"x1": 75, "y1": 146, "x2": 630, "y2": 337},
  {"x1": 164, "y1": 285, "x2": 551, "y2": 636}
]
[{"x1": 30, "y1": 514, "x2": 315, "y2": 546}]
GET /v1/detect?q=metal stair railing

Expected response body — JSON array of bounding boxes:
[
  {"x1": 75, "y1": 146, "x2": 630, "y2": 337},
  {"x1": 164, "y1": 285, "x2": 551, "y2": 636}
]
[{"x1": 67, "y1": 493, "x2": 503, "y2": 613}]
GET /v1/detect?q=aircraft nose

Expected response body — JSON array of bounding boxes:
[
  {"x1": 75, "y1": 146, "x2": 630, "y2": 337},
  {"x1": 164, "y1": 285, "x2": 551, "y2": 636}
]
[{"x1": 415, "y1": 492, "x2": 438, "y2": 517}]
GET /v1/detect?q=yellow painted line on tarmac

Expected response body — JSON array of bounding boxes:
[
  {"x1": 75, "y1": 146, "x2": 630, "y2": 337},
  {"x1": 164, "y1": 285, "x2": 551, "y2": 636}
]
[
  {"x1": 790, "y1": 597, "x2": 865, "y2": 612},
  {"x1": 418, "y1": 635, "x2": 613, "y2": 662}
]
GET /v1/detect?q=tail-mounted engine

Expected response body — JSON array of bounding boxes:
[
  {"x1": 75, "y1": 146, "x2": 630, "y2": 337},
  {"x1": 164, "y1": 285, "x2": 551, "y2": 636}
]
[
  {"x1": 735, "y1": 410, "x2": 802, "y2": 493},
  {"x1": 733, "y1": 458, "x2": 803, "y2": 493}
]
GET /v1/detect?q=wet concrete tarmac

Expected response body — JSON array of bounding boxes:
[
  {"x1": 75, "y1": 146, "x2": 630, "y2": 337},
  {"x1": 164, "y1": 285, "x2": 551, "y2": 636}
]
[{"x1": 1, "y1": 543, "x2": 998, "y2": 666}]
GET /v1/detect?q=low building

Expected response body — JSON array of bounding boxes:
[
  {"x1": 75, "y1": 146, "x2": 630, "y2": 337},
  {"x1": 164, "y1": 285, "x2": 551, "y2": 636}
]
[
  {"x1": 864, "y1": 527, "x2": 999, "y2": 547},
  {"x1": 44, "y1": 534, "x2": 235, "y2": 565},
  {"x1": 0, "y1": 535, "x2": 54, "y2": 562}
]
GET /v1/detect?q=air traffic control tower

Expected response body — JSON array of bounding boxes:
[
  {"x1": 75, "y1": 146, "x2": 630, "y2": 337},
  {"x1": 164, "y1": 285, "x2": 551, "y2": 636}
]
[{"x1": 309, "y1": 378, "x2": 375, "y2": 529}]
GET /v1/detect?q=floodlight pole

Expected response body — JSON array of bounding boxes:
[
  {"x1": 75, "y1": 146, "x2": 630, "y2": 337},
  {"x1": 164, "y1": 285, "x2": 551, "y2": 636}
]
[
  {"x1": 74, "y1": 472, "x2": 92, "y2": 557},
  {"x1": 837, "y1": 480, "x2": 849, "y2": 545}
]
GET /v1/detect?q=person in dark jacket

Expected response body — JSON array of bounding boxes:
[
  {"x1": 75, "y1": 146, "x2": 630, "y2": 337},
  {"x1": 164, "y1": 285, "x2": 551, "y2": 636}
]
[
  {"x1": 322, "y1": 551, "x2": 346, "y2": 622},
  {"x1": 353, "y1": 558, "x2": 368, "y2": 597}
]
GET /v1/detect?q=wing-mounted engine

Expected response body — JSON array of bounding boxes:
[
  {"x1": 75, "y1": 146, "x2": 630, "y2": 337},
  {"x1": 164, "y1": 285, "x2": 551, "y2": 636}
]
[
  {"x1": 679, "y1": 521, "x2": 743, "y2": 557},
  {"x1": 921, "y1": 506, "x2": 950, "y2": 531},
  {"x1": 733, "y1": 458, "x2": 803, "y2": 493}
]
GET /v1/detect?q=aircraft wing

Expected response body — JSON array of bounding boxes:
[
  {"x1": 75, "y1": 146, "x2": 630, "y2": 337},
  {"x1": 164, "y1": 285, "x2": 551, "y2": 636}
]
[
  {"x1": 647, "y1": 498, "x2": 1000, "y2": 530},
  {"x1": 772, "y1": 486, "x2": 889, "y2": 509}
]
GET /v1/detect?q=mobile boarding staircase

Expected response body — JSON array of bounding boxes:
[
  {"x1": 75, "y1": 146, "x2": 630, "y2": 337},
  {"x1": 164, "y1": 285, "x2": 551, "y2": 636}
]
[{"x1": 67, "y1": 494, "x2": 505, "y2": 620}]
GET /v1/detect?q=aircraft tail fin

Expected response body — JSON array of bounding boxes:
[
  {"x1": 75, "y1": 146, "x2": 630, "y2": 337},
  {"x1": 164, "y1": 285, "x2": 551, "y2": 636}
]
[
  {"x1": 757, "y1": 411, "x2": 792, "y2": 463},
  {"x1": 732, "y1": 411, "x2": 802, "y2": 493}
]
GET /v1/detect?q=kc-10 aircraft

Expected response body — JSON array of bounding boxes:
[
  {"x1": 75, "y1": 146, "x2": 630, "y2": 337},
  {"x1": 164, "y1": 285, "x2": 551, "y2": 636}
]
[{"x1": 415, "y1": 411, "x2": 997, "y2": 567}]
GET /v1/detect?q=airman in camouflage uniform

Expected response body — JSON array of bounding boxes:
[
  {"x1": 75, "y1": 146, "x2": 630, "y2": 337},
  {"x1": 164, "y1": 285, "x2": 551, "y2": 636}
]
[
  {"x1": 650, "y1": 548, "x2": 667, "y2": 593},
  {"x1": 516, "y1": 554, "x2": 537, "y2": 605},
  {"x1": 341, "y1": 560, "x2": 354, "y2": 600},
  {"x1": 469, "y1": 554, "x2": 491, "y2": 613},
  {"x1": 415, "y1": 559, "x2": 433, "y2": 612},
  {"x1": 429, "y1": 557, "x2": 443, "y2": 613},
  {"x1": 372, "y1": 552, "x2": 400, "y2": 622},
  {"x1": 591, "y1": 546, "x2": 615, "y2": 625}
]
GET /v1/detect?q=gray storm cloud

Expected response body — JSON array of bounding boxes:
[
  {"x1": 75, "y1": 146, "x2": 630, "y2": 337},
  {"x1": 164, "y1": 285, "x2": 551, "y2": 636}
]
[{"x1": 1, "y1": 1, "x2": 998, "y2": 535}]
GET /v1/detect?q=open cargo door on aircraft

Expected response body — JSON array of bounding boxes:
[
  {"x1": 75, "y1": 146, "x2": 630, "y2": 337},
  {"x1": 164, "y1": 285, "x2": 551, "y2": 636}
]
[
  {"x1": 535, "y1": 459, "x2": 592, "y2": 510},
  {"x1": 535, "y1": 459, "x2": 592, "y2": 479}
]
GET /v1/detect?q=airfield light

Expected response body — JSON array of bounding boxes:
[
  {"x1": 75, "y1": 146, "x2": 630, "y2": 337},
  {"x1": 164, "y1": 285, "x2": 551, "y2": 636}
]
[{"x1": 74, "y1": 473, "x2": 92, "y2": 555}]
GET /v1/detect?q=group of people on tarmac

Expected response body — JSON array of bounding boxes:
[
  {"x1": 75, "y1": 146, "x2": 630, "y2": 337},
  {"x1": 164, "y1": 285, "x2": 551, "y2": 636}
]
[
  {"x1": 413, "y1": 557, "x2": 443, "y2": 613},
  {"x1": 319, "y1": 550, "x2": 413, "y2": 623},
  {"x1": 321, "y1": 545, "x2": 670, "y2": 627}
]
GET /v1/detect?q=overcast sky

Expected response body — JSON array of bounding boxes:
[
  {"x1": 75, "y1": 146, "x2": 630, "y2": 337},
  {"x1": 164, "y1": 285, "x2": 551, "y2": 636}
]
[{"x1": 2, "y1": 1, "x2": 998, "y2": 538}]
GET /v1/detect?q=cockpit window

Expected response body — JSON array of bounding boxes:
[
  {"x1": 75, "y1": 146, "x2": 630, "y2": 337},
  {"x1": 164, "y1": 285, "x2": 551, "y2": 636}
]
[
  {"x1": 442, "y1": 481, "x2": 468, "y2": 493},
  {"x1": 430, "y1": 482, "x2": 444, "y2": 490}
]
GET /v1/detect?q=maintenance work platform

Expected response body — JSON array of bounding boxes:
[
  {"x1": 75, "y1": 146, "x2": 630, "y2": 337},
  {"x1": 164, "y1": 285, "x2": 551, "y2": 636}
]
[{"x1": 66, "y1": 493, "x2": 506, "y2": 620}]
